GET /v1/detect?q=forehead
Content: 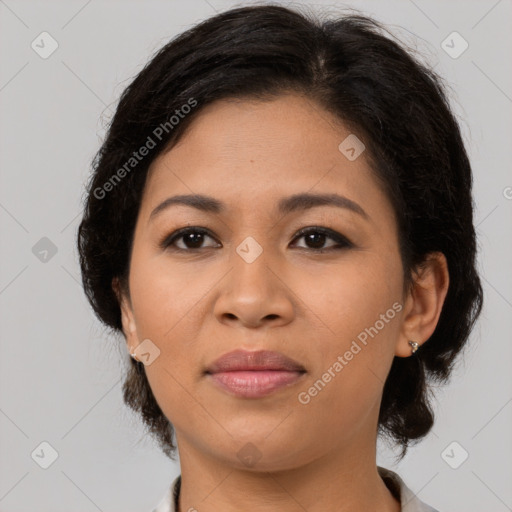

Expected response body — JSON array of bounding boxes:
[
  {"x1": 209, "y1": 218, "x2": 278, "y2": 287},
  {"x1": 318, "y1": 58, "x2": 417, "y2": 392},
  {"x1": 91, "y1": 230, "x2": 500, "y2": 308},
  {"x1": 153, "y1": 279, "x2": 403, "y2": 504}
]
[{"x1": 140, "y1": 93, "x2": 390, "y2": 223}]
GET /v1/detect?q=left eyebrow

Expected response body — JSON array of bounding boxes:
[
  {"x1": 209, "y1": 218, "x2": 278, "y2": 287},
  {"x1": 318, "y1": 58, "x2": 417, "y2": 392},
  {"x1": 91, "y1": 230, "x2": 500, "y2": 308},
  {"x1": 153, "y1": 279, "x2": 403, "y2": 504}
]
[
  {"x1": 149, "y1": 192, "x2": 369, "y2": 222},
  {"x1": 277, "y1": 192, "x2": 369, "y2": 220}
]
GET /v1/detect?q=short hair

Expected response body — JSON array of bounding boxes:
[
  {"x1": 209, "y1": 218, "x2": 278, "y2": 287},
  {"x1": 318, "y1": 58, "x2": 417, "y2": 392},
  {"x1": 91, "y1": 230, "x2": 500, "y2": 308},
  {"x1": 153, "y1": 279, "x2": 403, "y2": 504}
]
[{"x1": 77, "y1": 4, "x2": 483, "y2": 461}]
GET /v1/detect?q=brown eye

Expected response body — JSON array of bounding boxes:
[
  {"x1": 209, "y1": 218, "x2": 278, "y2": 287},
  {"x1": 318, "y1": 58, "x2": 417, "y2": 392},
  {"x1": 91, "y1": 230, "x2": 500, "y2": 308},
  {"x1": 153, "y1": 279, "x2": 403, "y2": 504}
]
[
  {"x1": 160, "y1": 227, "x2": 220, "y2": 251},
  {"x1": 291, "y1": 227, "x2": 352, "y2": 252},
  {"x1": 159, "y1": 226, "x2": 352, "y2": 253}
]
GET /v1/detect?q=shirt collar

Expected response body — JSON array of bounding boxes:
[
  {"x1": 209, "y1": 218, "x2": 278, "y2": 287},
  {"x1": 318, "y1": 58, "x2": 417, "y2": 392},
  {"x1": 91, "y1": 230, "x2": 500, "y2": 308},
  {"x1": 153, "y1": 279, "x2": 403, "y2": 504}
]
[
  {"x1": 377, "y1": 466, "x2": 440, "y2": 512},
  {"x1": 153, "y1": 466, "x2": 439, "y2": 512}
]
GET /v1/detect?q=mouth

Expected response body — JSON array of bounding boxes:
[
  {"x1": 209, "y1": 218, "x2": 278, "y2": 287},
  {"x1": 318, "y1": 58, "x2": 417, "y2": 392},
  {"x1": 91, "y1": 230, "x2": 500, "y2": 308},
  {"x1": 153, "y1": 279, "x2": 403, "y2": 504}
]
[
  {"x1": 206, "y1": 369, "x2": 306, "y2": 398},
  {"x1": 205, "y1": 350, "x2": 306, "y2": 398},
  {"x1": 205, "y1": 349, "x2": 307, "y2": 398}
]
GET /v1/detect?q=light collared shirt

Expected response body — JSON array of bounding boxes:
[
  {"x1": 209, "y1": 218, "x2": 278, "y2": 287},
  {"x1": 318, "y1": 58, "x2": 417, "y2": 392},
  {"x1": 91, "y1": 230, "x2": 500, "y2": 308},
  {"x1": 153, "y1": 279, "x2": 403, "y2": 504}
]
[{"x1": 152, "y1": 466, "x2": 440, "y2": 512}]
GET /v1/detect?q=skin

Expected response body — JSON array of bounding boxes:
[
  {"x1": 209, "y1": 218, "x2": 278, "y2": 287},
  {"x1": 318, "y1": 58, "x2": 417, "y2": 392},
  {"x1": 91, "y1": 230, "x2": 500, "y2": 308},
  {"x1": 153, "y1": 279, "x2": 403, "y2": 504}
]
[{"x1": 114, "y1": 93, "x2": 449, "y2": 512}]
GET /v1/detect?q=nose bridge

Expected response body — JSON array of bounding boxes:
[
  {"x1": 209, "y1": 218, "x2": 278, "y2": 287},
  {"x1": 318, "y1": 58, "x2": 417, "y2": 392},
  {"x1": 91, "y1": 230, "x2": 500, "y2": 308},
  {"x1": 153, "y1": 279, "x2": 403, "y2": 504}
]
[
  {"x1": 231, "y1": 233, "x2": 277, "y2": 302},
  {"x1": 213, "y1": 230, "x2": 293, "y2": 327},
  {"x1": 228, "y1": 206, "x2": 276, "y2": 270}
]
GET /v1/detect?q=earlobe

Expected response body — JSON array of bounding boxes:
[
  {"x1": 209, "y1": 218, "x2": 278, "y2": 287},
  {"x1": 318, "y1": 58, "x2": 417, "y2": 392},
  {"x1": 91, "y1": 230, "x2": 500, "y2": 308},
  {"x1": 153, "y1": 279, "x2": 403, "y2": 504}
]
[{"x1": 395, "y1": 252, "x2": 450, "y2": 357}]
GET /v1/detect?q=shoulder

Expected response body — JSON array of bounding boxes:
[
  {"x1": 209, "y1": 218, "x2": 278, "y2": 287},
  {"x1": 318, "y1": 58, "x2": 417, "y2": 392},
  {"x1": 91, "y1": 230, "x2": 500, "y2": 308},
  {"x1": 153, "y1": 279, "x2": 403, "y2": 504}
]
[{"x1": 377, "y1": 466, "x2": 441, "y2": 512}]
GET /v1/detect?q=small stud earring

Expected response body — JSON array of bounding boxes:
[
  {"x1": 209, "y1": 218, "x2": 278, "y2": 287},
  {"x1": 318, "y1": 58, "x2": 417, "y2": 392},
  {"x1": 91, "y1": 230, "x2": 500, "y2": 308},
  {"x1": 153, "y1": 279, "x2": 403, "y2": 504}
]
[
  {"x1": 130, "y1": 351, "x2": 145, "y2": 374},
  {"x1": 408, "y1": 341, "x2": 420, "y2": 354}
]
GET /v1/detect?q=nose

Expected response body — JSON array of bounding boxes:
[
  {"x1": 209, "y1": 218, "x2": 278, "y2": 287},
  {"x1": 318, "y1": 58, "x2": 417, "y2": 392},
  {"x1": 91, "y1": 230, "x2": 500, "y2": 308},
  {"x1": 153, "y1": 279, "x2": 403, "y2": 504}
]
[{"x1": 213, "y1": 251, "x2": 295, "y2": 329}]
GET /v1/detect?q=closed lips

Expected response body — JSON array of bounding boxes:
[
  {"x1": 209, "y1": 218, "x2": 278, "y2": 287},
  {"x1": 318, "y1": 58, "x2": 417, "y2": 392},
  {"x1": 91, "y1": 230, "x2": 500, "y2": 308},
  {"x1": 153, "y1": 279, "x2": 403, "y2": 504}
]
[{"x1": 205, "y1": 349, "x2": 306, "y2": 374}]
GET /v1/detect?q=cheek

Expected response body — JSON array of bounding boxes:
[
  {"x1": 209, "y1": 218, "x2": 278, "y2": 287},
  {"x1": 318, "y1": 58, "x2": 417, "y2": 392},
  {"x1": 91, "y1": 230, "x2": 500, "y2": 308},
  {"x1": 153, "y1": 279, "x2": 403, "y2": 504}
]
[
  {"x1": 294, "y1": 287, "x2": 401, "y2": 444},
  {"x1": 128, "y1": 254, "x2": 209, "y2": 423},
  {"x1": 128, "y1": 249, "x2": 209, "y2": 342},
  {"x1": 292, "y1": 250, "x2": 402, "y2": 344},
  {"x1": 294, "y1": 357, "x2": 385, "y2": 453},
  {"x1": 292, "y1": 252, "x2": 402, "y2": 409}
]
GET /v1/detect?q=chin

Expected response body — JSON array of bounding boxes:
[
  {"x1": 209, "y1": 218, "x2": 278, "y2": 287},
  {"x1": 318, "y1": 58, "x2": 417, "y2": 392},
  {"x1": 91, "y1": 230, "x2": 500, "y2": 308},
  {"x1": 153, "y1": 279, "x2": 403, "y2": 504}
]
[{"x1": 207, "y1": 433, "x2": 315, "y2": 473}]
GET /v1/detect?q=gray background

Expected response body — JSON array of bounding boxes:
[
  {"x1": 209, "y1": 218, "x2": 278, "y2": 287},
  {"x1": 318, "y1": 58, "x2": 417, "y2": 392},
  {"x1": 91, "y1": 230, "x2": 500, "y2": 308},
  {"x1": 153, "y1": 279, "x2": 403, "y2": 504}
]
[{"x1": 1, "y1": 0, "x2": 511, "y2": 510}]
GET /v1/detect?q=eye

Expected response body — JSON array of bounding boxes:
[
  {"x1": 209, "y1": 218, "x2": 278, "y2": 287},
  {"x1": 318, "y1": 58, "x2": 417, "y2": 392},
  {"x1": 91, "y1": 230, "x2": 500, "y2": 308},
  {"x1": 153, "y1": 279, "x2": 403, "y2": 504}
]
[
  {"x1": 159, "y1": 226, "x2": 353, "y2": 253},
  {"x1": 290, "y1": 226, "x2": 353, "y2": 252},
  {"x1": 159, "y1": 227, "x2": 220, "y2": 251}
]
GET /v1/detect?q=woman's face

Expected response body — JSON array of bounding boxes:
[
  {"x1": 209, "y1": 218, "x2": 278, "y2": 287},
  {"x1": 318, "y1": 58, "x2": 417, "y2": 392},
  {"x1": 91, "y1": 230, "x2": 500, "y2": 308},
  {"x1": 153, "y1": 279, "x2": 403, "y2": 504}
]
[{"x1": 119, "y1": 93, "x2": 413, "y2": 470}]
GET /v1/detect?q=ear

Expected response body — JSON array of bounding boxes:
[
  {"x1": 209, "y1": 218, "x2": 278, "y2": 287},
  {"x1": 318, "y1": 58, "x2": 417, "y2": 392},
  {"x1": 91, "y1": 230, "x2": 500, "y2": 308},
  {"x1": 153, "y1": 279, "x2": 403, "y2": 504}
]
[
  {"x1": 112, "y1": 277, "x2": 139, "y2": 354},
  {"x1": 395, "y1": 252, "x2": 450, "y2": 357}
]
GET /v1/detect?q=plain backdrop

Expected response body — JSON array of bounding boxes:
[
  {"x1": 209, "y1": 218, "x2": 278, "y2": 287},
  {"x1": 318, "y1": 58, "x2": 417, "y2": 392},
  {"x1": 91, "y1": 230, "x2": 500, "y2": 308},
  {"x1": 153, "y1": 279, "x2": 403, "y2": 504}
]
[{"x1": 1, "y1": 1, "x2": 511, "y2": 511}]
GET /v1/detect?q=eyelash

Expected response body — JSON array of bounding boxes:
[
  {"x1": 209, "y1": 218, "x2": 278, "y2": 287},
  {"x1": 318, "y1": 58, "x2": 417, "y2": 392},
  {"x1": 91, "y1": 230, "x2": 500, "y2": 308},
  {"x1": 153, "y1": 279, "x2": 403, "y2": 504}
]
[{"x1": 158, "y1": 226, "x2": 353, "y2": 253}]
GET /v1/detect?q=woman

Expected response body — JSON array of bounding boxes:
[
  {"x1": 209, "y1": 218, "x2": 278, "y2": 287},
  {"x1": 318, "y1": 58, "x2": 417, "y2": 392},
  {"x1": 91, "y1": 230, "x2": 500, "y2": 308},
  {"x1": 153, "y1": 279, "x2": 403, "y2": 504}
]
[{"x1": 77, "y1": 5, "x2": 483, "y2": 511}]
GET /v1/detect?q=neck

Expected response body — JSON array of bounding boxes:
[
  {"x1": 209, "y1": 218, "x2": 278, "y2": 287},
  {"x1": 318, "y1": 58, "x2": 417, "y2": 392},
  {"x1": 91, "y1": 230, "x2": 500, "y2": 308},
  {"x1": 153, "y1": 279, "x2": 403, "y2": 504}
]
[{"x1": 174, "y1": 432, "x2": 400, "y2": 512}]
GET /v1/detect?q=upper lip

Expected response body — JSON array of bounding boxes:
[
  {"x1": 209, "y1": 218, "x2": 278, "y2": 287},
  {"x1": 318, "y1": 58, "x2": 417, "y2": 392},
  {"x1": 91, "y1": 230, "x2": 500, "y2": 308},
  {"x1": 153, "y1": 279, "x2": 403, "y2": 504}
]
[{"x1": 205, "y1": 349, "x2": 306, "y2": 374}]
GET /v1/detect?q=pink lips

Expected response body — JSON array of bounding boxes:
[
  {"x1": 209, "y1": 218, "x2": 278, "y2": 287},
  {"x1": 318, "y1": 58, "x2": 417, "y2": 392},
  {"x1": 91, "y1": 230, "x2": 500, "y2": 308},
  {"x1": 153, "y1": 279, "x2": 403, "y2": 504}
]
[{"x1": 205, "y1": 349, "x2": 306, "y2": 398}]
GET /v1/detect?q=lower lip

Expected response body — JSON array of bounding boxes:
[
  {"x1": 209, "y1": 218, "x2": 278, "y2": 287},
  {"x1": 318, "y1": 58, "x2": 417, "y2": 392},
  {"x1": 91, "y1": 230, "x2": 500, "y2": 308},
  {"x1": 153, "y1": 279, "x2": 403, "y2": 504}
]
[{"x1": 207, "y1": 370, "x2": 305, "y2": 398}]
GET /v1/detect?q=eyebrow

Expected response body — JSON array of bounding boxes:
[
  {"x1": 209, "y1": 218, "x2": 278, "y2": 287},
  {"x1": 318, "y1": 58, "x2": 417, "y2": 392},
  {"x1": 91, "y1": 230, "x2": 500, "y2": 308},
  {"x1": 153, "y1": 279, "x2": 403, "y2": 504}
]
[{"x1": 149, "y1": 192, "x2": 369, "y2": 221}]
